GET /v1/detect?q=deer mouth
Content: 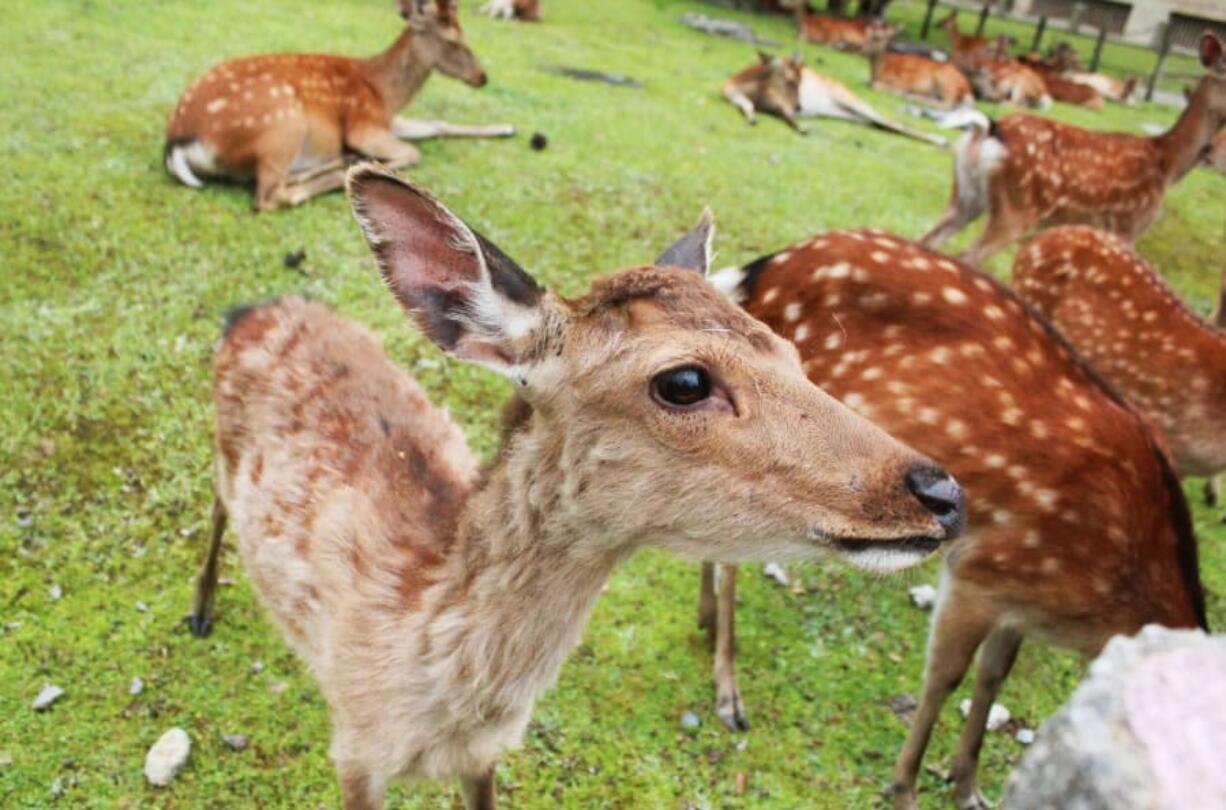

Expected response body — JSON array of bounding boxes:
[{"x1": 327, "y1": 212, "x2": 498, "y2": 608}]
[{"x1": 825, "y1": 534, "x2": 945, "y2": 574}]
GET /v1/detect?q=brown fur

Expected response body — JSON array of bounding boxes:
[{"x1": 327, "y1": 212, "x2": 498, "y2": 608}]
[
  {"x1": 1015, "y1": 226, "x2": 1226, "y2": 478},
  {"x1": 1019, "y1": 56, "x2": 1104, "y2": 108},
  {"x1": 707, "y1": 229, "x2": 1205, "y2": 810},
  {"x1": 923, "y1": 33, "x2": 1226, "y2": 266},
  {"x1": 797, "y1": 8, "x2": 893, "y2": 52},
  {"x1": 864, "y1": 26, "x2": 973, "y2": 109},
  {"x1": 939, "y1": 11, "x2": 990, "y2": 56},
  {"x1": 192, "y1": 167, "x2": 963, "y2": 809}
]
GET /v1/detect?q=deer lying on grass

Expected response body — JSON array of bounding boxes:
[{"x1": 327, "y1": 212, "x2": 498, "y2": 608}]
[
  {"x1": 480, "y1": 0, "x2": 540, "y2": 22},
  {"x1": 796, "y1": 7, "x2": 896, "y2": 52},
  {"x1": 953, "y1": 38, "x2": 1051, "y2": 109},
  {"x1": 864, "y1": 24, "x2": 974, "y2": 110},
  {"x1": 1066, "y1": 70, "x2": 1138, "y2": 104},
  {"x1": 707, "y1": 229, "x2": 1207, "y2": 808},
  {"x1": 1014, "y1": 226, "x2": 1226, "y2": 484},
  {"x1": 1018, "y1": 54, "x2": 1103, "y2": 108},
  {"x1": 722, "y1": 53, "x2": 947, "y2": 146},
  {"x1": 938, "y1": 11, "x2": 991, "y2": 56},
  {"x1": 164, "y1": 0, "x2": 512, "y2": 210},
  {"x1": 922, "y1": 32, "x2": 1226, "y2": 265},
  {"x1": 189, "y1": 166, "x2": 966, "y2": 809}
]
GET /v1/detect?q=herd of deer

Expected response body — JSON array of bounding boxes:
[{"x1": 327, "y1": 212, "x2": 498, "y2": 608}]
[{"x1": 158, "y1": 2, "x2": 1226, "y2": 808}]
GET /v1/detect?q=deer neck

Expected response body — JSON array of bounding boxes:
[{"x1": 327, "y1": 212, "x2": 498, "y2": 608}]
[
  {"x1": 433, "y1": 411, "x2": 630, "y2": 714},
  {"x1": 1154, "y1": 82, "x2": 1221, "y2": 183},
  {"x1": 1217, "y1": 268, "x2": 1226, "y2": 329},
  {"x1": 361, "y1": 27, "x2": 434, "y2": 115}
]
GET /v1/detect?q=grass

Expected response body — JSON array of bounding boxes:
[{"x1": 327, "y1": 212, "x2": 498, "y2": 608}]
[{"x1": 1, "y1": 0, "x2": 1224, "y2": 807}]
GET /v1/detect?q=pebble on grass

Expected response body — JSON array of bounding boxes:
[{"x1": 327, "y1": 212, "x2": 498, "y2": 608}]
[
  {"x1": 32, "y1": 685, "x2": 64, "y2": 711},
  {"x1": 144, "y1": 728, "x2": 191, "y2": 787}
]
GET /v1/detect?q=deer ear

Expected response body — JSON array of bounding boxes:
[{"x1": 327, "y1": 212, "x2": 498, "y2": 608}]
[
  {"x1": 1200, "y1": 33, "x2": 1224, "y2": 72},
  {"x1": 346, "y1": 165, "x2": 546, "y2": 378},
  {"x1": 757, "y1": 50, "x2": 773, "y2": 65},
  {"x1": 656, "y1": 209, "x2": 715, "y2": 276}
]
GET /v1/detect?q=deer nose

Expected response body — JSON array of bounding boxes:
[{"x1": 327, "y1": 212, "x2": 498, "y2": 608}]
[
  {"x1": 905, "y1": 466, "x2": 966, "y2": 540},
  {"x1": 472, "y1": 72, "x2": 488, "y2": 88}
]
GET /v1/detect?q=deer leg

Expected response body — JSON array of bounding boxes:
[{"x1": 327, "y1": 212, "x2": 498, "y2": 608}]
[
  {"x1": 1203, "y1": 475, "x2": 1221, "y2": 508},
  {"x1": 960, "y1": 208, "x2": 1031, "y2": 268},
  {"x1": 347, "y1": 128, "x2": 422, "y2": 170},
  {"x1": 713, "y1": 564, "x2": 749, "y2": 731},
  {"x1": 460, "y1": 767, "x2": 497, "y2": 810},
  {"x1": 391, "y1": 117, "x2": 515, "y2": 140},
  {"x1": 698, "y1": 562, "x2": 717, "y2": 638},
  {"x1": 189, "y1": 493, "x2": 227, "y2": 638},
  {"x1": 949, "y1": 629, "x2": 1022, "y2": 810},
  {"x1": 338, "y1": 766, "x2": 386, "y2": 810},
  {"x1": 721, "y1": 86, "x2": 758, "y2": 125},
  {"x1": 278, "y1": 167, "x2": 350, "y2": 206},
  {"x1": 890, "y1": 581, "x2": 995, "y2": 810}
]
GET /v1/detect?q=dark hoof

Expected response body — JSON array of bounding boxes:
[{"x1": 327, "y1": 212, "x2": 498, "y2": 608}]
[
  {"x1": 717, "y1": 694, "x2": 750, "y2": 732},
  {"x1": 187, "y1": 613, "x2": 213, "y2": 638}
]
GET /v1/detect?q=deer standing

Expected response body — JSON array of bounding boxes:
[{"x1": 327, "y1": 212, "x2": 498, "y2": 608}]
[
  {"x1": 480, "y1": 0, "x2": 540, "y2": 22},
  {"x1": 705, "y1": 229, "x2": 1207, "y2": 808},
  {"x1": 938, "y1": 11, "x2": 990, "y2": 56},
  {"x1": 164, "y1": 1, "x2": 512, "y2": 210},
  {"x1": 922, "y1": 32, "x2": 1226, "y2": 265},
  {"x1": 190, "y1": 166, "x2": 966, "y2": 809},
  {"x1": 722, "y1": 53, "x2": 947, "y2": 146},
  {"x1": 796, "y1": 7, "x2": 895, "y2": 52},
  {"x1": 864, "y1": 24, "x2": 974, "y2": 110}
]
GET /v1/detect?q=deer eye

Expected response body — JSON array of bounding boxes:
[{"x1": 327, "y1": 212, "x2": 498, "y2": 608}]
[{"x1": 652, "y1": 366, "x2": 711, "y2": 408}]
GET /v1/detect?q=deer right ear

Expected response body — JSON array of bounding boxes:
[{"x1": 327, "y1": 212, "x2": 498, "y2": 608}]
[
  {"x1": 346, "y1": 165, "x2": 546, "y2": 379},
  {"x1": 656, "y1": 209, "x2": 715, "y2": 276},
  {"x1": 1200, "y1": 33, "x2": 1224, "y2": 73}
]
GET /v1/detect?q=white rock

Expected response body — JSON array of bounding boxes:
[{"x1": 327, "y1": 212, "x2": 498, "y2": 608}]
[
  {"x1": 1016, "y1": 728, "x2": 1036, "y2": 745},
  {"x1": 32, "y1": 685, "x2": 64, "y2": 711},
  {"x1": 909, "y1": 584, "x2": 936, "y2": 610},
  {"x1": 763, "y1": 563, "x2": 790, "y2": 587},
  {"x1": 48, "y1": 584, "x2": 62, "y2": 601},
  {"x1": 144, "y1": 728, "x2": 191, "y2": 787},
  {"x1": 129, "y1": 677, "x2": 144, "y2": 696},
  {"x1": 958, "y1": 698, "x2": 1011, "y2": 731}
]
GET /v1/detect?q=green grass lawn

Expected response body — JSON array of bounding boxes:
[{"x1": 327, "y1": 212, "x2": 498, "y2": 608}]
[{"x1": 2, "y1": 0, "x2": 1223, "y2": 807}]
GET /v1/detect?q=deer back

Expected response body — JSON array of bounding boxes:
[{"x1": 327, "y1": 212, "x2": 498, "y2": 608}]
[
  {"x1": 730, "y1": 230, "x2": 1206, "y2": 643},
  {"x1": 1014, "y1": 226, "x2": 1226, "y2": 478}
]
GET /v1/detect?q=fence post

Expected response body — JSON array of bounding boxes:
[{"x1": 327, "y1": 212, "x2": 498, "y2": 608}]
[
  {"x1": 920, "y1": 0, "x2": 938, "y2": 40},
  {"x1": 975, "y1": 2, "x2": 990, "y2": 37},
  {"x1": 1146, "y1": 22, "x2": 1172, "y2": 102},
  {"x1": 1031, "y1": 15, "x2": 1047, "y2": 52},
  {"x1": 1089, "y1": 25, "x2": 1107, "y2": 72}
]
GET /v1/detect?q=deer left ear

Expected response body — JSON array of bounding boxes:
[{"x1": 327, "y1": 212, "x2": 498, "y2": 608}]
[
  {"x1": 1200, "y1": 33, "x2": 1224, "y2": 73},
  {"x1": 655, "y1": 209, "x2": 714, "y2": 276}
]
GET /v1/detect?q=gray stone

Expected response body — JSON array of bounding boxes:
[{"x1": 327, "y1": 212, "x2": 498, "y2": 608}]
[
  {"x1": 1005, "y1": 625, "x2": 1226, "y2": 810},
  {"x1": 221, "y1": 734, "x2": 248, "y2": 751},
  {"x1": 679, "y1": 711, "x2": 701, "y2": 731},
  {"x1": 129, "y1": 677, "x2": 144, "y2": 696},
  {"x1": 144, "y1": 727, "x2": 191, "y2": 787},
  {"x1": 32, "y1": 684, "x2": 64, "y2": 711}
]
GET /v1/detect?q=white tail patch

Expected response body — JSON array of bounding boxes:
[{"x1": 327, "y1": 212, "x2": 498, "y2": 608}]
[
  {"x1": 708, "y1": 265, "x2": 748, "y2": 302},
  {"x1": 166, "y1": 143, "x2": 204, "y2": 189}
]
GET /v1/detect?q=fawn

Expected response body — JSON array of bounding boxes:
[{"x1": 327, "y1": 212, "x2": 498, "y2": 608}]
[
  {"x1": 189, "y1": 166, "x2": 965, "y2": 809},
  {"x1": 707, "y1": 229, "x2": 1207, "y2": 809},
  {"x1": 938, "y1": 11, "x2": 990, "y2": 56},
  {"x1": 863, "y1": 23, "x2": 974, "y2": 110},
  {"x1": 164, "y1": 1, "x2": 511, "y2": 210},
  {"x1": 922, "y1": 32, "x2": 1226, "y2": 266},
  {"x1": 1014, "y1": 225, "x2": 1226, "y2": 480},
  {"x1": 480, "y1": 0, "x2": 540, "y2": 21},
  {"x1": 796, "y1": 7, "x2": 896, "y2": 52}
]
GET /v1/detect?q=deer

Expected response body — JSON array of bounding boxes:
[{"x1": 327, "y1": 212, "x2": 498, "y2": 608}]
[
  {"x1": 1018, "y1": 54, "x2": 1103, "y2": 108},
  {"x1": 863, "y1": 23, "x2": 975, "y2": 110},
  {"x1": 921, "y1": 32, "x2": 1226, "y2": 266},
  {"x1": 188, "y1": 165, "x2": 967, "y2": 809},
  {"x1": 480, "y1": 0, "x2": 540, "y2": 22},
  {"x1": 1208, "y1": 128, "x2": 1226, "y2": 174},
  {"x1": 955, "y1": 45, "x2": 1051, "y2": 109},
  {"x1": 164, "y1": 0, "x2": 513, "y2": 210},
  {"x1": 938, "y1": 11, "x2": 991, "y2": 56},
  {"x1": 722, "y1": 52, "x2": 947, "y2": 146},
  {"x1": 1013, "y1": 226, "x2": 1226, "y2": 502},
  {"x1": 796, "y1": 6, "x2": 896, "y2": 52},
  {"x1": 705, "y1": 228, "x2": 1207, "y2": 809},
  {"x1": 1065, "y1": 70, "x2": 1139, "y2": 104}
]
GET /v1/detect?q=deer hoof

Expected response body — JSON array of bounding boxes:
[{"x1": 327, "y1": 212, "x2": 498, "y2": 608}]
[
  {"x1": 717, "y1": 691, "x2": 750, "y2": 732},
  {"x1": 187, "y1": 613, "x2": 213, "y2": 639}
]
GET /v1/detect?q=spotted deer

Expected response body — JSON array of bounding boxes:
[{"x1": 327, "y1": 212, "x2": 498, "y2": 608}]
[
  {"x1": 923, "y1": 32, "x2": 1226, "y2": 265},
  {"x1": 1013, "y1": 226, "x2": 1226, "y2": 484},
  {"x1": 480, "y1": 0, "x2": 540, "y2": 22},
  {"x1": 796, "y1": 7, "x2": 895, "y2": 52},
  {"x1": 164, "y1": 1, "x2": 512, "y2": 210},
  {"x1": 864, "y1": 24, "x2": 974, "y2": 110},
  {"x1": 706, "y1": 229, "x2": 1207, "y2": 809},
  {"x1": 938, "y1": 11, "x2": 991, "y2": 56},
  {"x1": 1018, "y1": 54, "x2": 1103, "y2": 108},
  {"x1": 189, "y1": 166, "x2": 965, "y2": 809},
  {"x1": 1065, "y1": 70, "x2": 1139, "y2": 104},
  {"x1": 956, "y1": 50, "x2": 1051, "y2": 109},
  {"x1": 722, "y1": 53, "x2": 947, "y2": 146}
]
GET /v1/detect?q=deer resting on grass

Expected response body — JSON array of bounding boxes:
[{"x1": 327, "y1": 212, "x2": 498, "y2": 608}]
[
  {"x1": 188, "y1": 166, "x2": 966, "y2": 809},
  {"x1": 706, "y1": 229, "x2": 1207, "y2": 809},
  {"x1": 164, "y1": 0, "x2": 512, "y2": 210},
  {"x1": 922, "y1": 32, "x2": 1226, "y2": 266}
]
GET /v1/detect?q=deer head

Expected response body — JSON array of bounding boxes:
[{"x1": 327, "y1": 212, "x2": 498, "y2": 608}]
[
  {"x1": 754, "y1": 51, "x2": 804, "y2": 117},
  {"x1": 1193, "y1": 33, "x2": 1226, "y2": 128},
  {"x1": 346, "y1": 167, "x2": 964, "y2": 571},
  {"x1": 398, "y1": 0, "x2": 487, "y2": 87}
]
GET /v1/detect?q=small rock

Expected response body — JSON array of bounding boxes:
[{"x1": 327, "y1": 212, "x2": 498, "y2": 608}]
[
  {"x1": 1016, "y1": 728, "x2": 1036, "y2": 745},
  {"x1": 679, "y1": 711, "x2": 701, "y2": 731},
  {"x1": 0, "y1": 750, "x2": 12, "y2": 769},
  {"x1": 283, "y1": 248, "x2": 307, "y2": 270},
  {"x1": 129, "y1": 677, "x2": 144, "y2": 696},
  {"x1": 763, "y1": 563, "x2": 790, "y2": 586},
  {"x1": 736, "y1": 738, "x2": 748, "y2": 752},
  {"x1": 886, "y1": 693, "x2": 919, "y2": 725},
  {"x1": 50, "y1": 777, "x2": 64, "y2": 797},
  {"x1": 269, "y1": 680, "x2": 289, "y2": 695},
  {"x1": 16, "y1": 511, "x2": 33, "y2": 529},
  {"x1": 959, "y1": 698, "x2": 1011, "y2": 731},
  {"x1": 909, "y1": 584, "x2": 936, "y2": 610},
  {"x1": 221, "y1": 734, "x2": 248, "y2": 751},
  {"x1": 249, "y1": 660, "x2": 265, "y2": 674},
  {"x1": 144, "y1": 727, "x2": 191, "y2": 787},
  {"x1": 32, "y1": 684, "x2": 64, "y2": 711},
  {"x1": 49, "y1": 584, "x2": 62, "y2": 601},
  {"x1": 135, "y1": 601, "x2": 149, "y2": 613},
  {"x1": 529, "y1": 132, "x2": 548, "y2": 151}
]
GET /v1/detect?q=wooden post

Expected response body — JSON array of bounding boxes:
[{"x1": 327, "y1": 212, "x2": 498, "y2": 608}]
[
  {"x1": 1031, "y1": 15, "x2": 1047, "y2": 52},
  {"x1": 1089, "y1": 25, "x2": 1107, "y2": 72},
  {"x1": 975, "y1": 2, "x2": 990, "y2": 37},
  {"x1": 1146, "y1": 22, "x2": 1172, "y2": 102},
  {"x1": 920, "y1": 0, "x2": 938, "y2": 40}
]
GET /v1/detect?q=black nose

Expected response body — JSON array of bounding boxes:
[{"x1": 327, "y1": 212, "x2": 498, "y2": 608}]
[
  {"x1": 473, "y1": 72, "x2": 488, "y2": 88},
  {"x1": 905, "y1": 466, "x2": 966, "y2": 540}
]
